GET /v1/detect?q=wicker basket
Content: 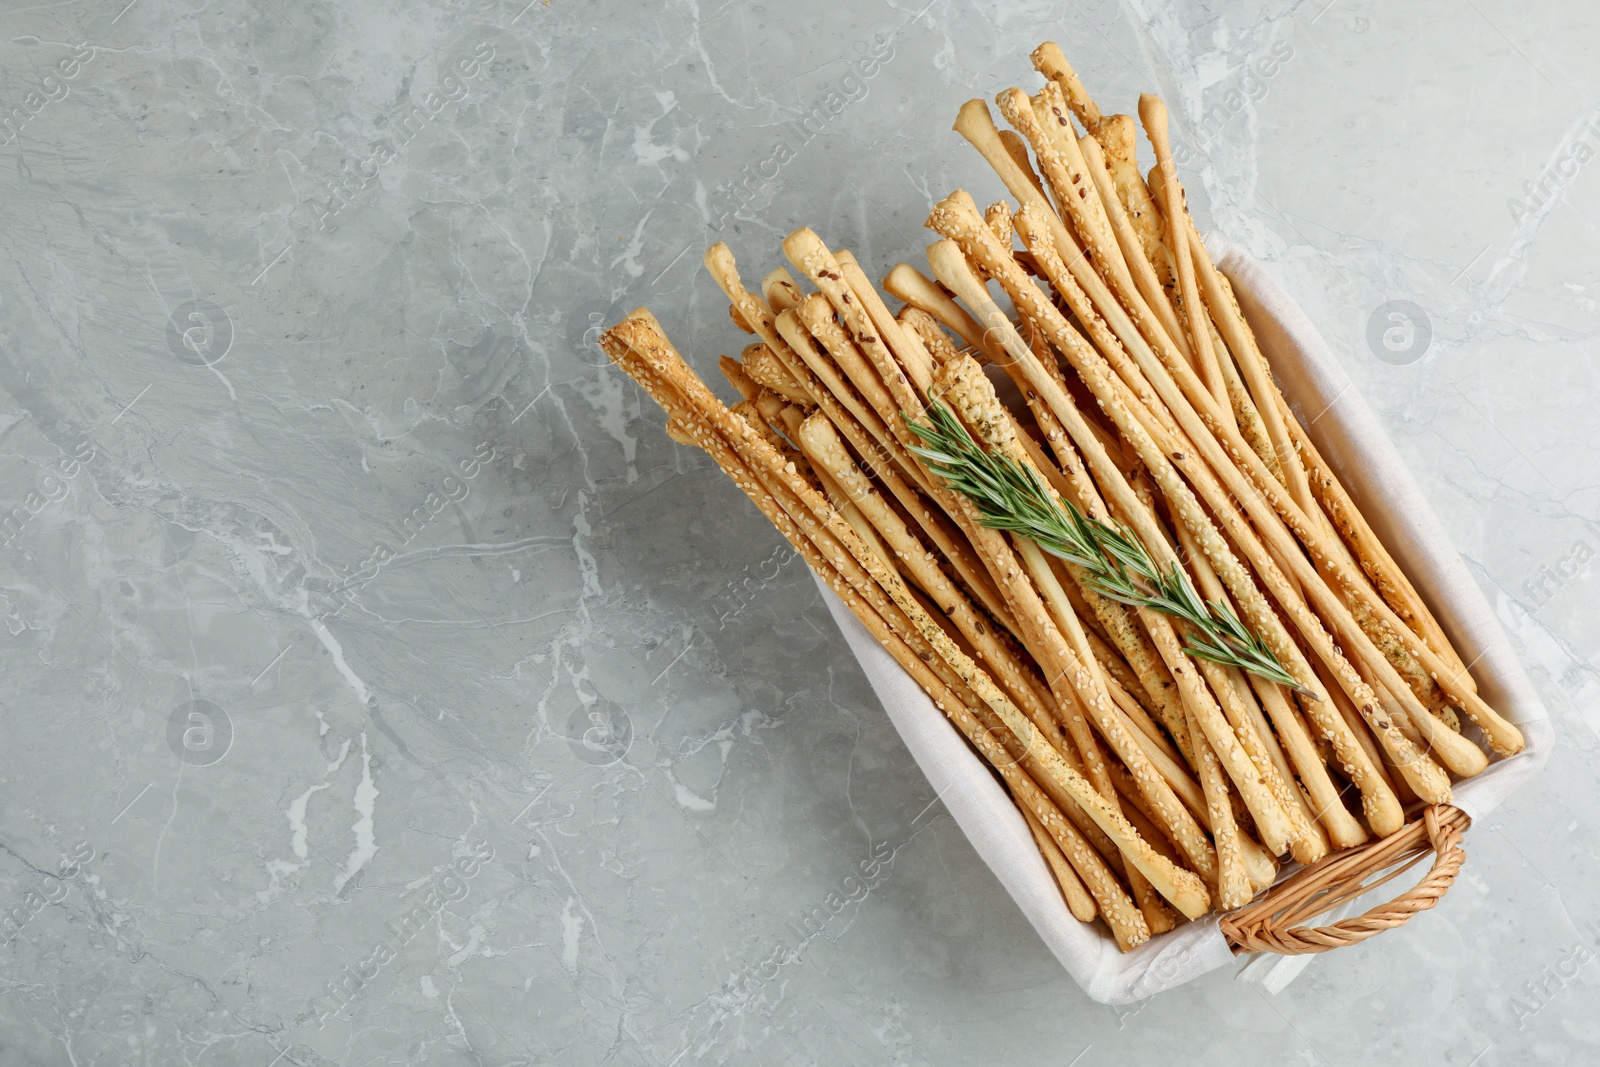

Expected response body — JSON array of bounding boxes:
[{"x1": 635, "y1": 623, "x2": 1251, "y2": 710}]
[
  {"x1": 1219, "y1": 804, "x2": 1471, "y2": 955},
  {"x1": 815, "y1": 239, "x2": 1551, "y2": 1002}
]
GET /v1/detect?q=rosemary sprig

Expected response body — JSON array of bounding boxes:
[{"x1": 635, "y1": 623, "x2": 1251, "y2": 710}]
[{"x1": 905, "y1": 400, "x2": 1307, "y2": 695}]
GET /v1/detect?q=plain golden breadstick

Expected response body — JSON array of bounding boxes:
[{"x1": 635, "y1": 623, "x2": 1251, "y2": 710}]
[
  {"x1": 719, "y1": 355, "x2": 760, "y2": 401},
  {"x1": 761, "y1": 267, "x2": 803, "y2": 313},
  {"x1": 999, "y1": 128, "x2": 1049, "y2": 200},
  {"x1": 884, "y1": 262, "x2": 990, "y2": 354},
  {"x1": 1021, "y1": 803, "x2": 1099, "y2": 922},
  {"x1": 1137, "y1": 95, "x2": 1230, "y2": 417}
]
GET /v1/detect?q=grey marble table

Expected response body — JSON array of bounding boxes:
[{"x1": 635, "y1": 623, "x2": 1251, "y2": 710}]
[{"x1": 0, "y1": 0, "x2": 1596, "y2": 1063}]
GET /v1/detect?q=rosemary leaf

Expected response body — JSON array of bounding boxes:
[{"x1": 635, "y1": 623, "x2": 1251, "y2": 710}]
[{"x1": 905, "y1": 400, "x2": 1304, "y2": 694}]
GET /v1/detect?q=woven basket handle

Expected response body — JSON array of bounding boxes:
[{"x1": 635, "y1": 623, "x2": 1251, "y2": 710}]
[{"x1": 1219, "y1": 805, "x2": 1470, "y2": 955}]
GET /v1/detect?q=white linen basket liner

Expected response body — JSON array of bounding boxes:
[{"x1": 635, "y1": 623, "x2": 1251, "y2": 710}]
[{"x1": 811, "y1": 237, "x2": 1554, "y2": 1004}]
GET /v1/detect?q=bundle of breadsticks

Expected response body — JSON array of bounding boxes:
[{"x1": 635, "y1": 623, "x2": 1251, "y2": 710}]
[{"x1": 599, "y1": 42, "x2": 1525, "y2": 951}]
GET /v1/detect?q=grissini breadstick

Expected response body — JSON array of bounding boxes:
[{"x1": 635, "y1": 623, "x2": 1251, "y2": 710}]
[
  {"x1": 1029, "y1": 42, "x2": 1103, "y2": 130},
  {"x1": 983, "y1": 199, "x2": 1014, "y2": 247},
  {"x1": 636, "y1": 344, "x2": 1147, "y2": 942},
  {"x1": 1076, "y1": 133, "x2": 1187, "y2": 366},
  {"x1": 800, "y1": 287, "x2": 1127, "y2": 795},
  {"x1": 741, "y1": 342, "x2": 810, "y2": 405},
  {"x1": 883, "y1": 612, "x2": 1147, "y2": 944},
  {"x1": 1308, "y1": 652, "x2": 1414, "y2": 810},
  {"x1": 1104, "y1": 747, "x2": 1273, "y2": 893},
  {"x1": 997, "y1": 200, "x2": 1476, "y2": 785},
  {"x1": 1237, "y1": 670, "x2": 1334, "y2": 859},
  {"x1": 1246, "y1": 669, "x2": 1368, "y2": 849},
  {"x1": 786, "y1": 229, "x2": 1219, "y2": 888},
  {"x1": 1021, "y1": 802, "x2": 1099, "y2": 922},
  {"x1": 1030, "y1": 43, "x2": 1174, "y2": 300},
  {"x1": 617, "y1": 326, "x2": 970, "y2": 726},
  {"x1": 719, "y1": 355, "x2": 760, "y2": 401},
  {"x1": 803, "y1": 438, "x2": 898, "y2": 574},
  {"x1": 768, "y1": 449, "x2": 1137, "y2": 937},
  {"x1": 1098, "y1": 789, "x2": 1181, "y2": 933},
  {"x1": 898, "y1": 251, "x2": 1205, "y2": 776},
  {"x1": 1081, "y1": 624, "x2": 1182, "y2": 750},
  {"x1": 761, "y1": 267, "x2": 803, "y2": 313},
  {"x1": 998, "y1": 128, "x2": 1049, "y2": 200},
  {"x1": 1170, "y1": 215, "x2": 1309, "y2": 508},
  {"x1": 883, "y1": 262, "x2": 990, "y2": 354},
  {"x1": 925, "y1": 238, "x2": 1303, "y2": 853},
  {"x1": 1096, "y1": 776, "x2": 1185, "y2": 934},
  {"x1": 1107, "y1": 336, "x2": 1484, "y2": 785},
  {"x1": 708, "y1": 366, "x2": 1211, "y2": 913},
  {"x1": 1028, "y1": 83, "x2": 1128, "y2": 282},
  {"x1": 709, "y1": 246, "x2": 913, "y2": 479},
  {"x1": 771, "y1": 308, "x2": 998, "y2": 614},
  {"x1": 773, "y1": 307, "x2": 1014, "y2": 628},
  {"x1": 1273, "y1": 381, "x2": 1474, "y2": 688},
  {"x1": 1137, "y1": 95, "x2": 1230, "y2": 418},
  {"x1": 1185, "y1": 698, "x2": 1252, "y2": 908},
  {"x1": 732, "y1": 396, "x2": 801, "y2": 465},
  {"x1": 960, "y1": 98, "x2": 1261, "y2": 514},
  {"x1": 1001, "y1": 374, "x2": 1203, "y2": 770},
  {"x1": 1017, "y1": 202, "x2": 1509, "y2": 768},
  {"x1": 958, "y1": 335, "x2": 1205, "y2": 775},
  {"x1": 794, "y1": 239, "x2": 934, "y2": 396},
  {"x1": 835, "y1": 249, "x2": 941, "y2": 391},
  {"x1": 925, "y1": 352, "x2": 1223, "y2": 878},
  {"x1": 933, "y1": 201, "x2": 1415, "y2": 827},
  {"x1": 940, "y1": 367, "x2": 1196, "y2": 831},
  {"x1": 897, "y1": 307, "x2": 960, "y2": 367},
  {"x1": 797, "y1": 413, "x2": 1076, "y2": 763},
  {"x1": 887, "y1": 378, "x2": 1214, "y2": 919},
  {"x1": 608, "y1": 318, "x2": 976, "y2": 734},
  {"x1": 755, "y1": 273, "x2": 1004, "y2": 627},
  {"x1": 706, "y1": 245, "x2": 1016, "y2": 636},
  {"x1": 1004, "y1": 85, "x2": 1190, "y2": 371},
  {"x1": 1205, "y1": 318, "x2": 1281, "y2": 476},
  {"x1": 1064, "y1": 135, "x2": 1278, "y2": 478},
  {"x1": 1168, "y1": 510, "x2": 1327, "y2": 863},
  {"x1": 786, "y1": 298, "x2": 1016, "y2": 622},
  {"x1": 954, "y1": 100, "x2": 1092, "y2": 285},
  {"x1": 1096, "y1": 652, "x2": 1184, "y2": 766},
  {"x1": 961, "y1": 96, "x2": 1206, "y2": 421},
  {"x1": 1104, "y1": 699, "x2": 1206, "y2": 823},
  {"x1": 1009, "y1": 144, "x2": 1515, "y2": 755}
]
